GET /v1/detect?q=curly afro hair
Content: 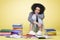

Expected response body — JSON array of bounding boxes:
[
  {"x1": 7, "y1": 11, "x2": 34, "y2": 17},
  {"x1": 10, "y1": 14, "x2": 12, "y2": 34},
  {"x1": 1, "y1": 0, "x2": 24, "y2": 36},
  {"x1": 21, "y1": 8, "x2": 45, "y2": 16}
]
[{"x1": 31, "y1": 3, "x2": 45, "y2": 14}]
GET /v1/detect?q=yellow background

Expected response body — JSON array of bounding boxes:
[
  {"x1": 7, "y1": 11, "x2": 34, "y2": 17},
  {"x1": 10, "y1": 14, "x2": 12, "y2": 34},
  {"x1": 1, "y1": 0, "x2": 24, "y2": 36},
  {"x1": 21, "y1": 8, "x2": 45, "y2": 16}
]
[{"x1": 0, "y1": 0, "x2": 60, "y2": 40}]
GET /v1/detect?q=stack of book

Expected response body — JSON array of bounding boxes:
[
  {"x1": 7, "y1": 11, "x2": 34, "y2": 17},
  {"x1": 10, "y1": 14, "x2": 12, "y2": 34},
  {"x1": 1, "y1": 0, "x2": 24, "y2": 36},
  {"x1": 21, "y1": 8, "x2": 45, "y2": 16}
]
[
  {"x1": 45, "y1": 29, "x2": 56, "y2": 36},
  {"x1": 11, "y1": 24, "x2": 23, "y2": 35},
  {"x1": 0, "y1": 29, "x2": 11, "y2": 36}
]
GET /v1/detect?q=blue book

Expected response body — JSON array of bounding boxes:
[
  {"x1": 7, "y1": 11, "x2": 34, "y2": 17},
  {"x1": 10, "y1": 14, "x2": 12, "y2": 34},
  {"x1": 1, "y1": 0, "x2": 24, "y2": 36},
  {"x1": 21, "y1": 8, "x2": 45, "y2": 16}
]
[{"x1": 45, "y1": 29, "x2": 56, "y2": 32}]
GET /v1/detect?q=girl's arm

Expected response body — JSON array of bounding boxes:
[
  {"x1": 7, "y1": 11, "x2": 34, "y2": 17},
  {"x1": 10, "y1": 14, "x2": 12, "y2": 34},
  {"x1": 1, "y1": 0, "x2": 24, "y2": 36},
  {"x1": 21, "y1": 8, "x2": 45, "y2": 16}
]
[
  {"x1": 28, "y1": 12, "x2": 34, "y2": 24},
  {"x1": 38, "y1": 14, "x2": 45, "y2": 19}
]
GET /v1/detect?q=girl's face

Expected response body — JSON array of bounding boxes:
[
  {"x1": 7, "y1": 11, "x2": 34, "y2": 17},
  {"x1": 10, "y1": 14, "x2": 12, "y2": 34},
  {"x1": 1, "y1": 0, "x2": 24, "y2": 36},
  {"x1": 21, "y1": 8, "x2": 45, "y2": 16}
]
[{"x1": 35, "y1": 7, "x2": 40, "y2": 14}]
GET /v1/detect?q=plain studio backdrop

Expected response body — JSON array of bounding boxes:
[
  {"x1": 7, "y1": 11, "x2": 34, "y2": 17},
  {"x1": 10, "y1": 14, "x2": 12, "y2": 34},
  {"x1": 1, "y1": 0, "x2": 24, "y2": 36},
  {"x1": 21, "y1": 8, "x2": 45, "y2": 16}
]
[{"x1": 0, "y1": 0, "x2": 60, "y2": 35}]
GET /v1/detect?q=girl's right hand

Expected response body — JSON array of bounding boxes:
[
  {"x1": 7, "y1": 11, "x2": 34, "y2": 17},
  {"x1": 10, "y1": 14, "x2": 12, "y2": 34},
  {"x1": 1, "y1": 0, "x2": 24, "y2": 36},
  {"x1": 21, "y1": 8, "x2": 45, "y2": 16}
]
[{"x1": 34, "y1": 21, "x2": 38, "y2": 25}]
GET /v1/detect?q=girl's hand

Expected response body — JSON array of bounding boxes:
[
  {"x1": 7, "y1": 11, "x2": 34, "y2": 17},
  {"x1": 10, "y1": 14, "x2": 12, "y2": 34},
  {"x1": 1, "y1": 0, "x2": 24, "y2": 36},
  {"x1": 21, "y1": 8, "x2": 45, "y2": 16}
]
[
  {"x1": 33, "y1": 21, "x2": 42, "y2": 27},
  {"x1": 34, "y1": 21, "x2": 38, "y2": 24}
]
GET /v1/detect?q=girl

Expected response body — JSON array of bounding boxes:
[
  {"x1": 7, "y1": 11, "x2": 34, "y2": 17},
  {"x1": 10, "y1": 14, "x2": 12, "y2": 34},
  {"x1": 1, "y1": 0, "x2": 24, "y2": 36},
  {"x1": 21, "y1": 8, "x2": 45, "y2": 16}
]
[{"x1": 28, "y1": 3, "x2": 45, "y2": 36}]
